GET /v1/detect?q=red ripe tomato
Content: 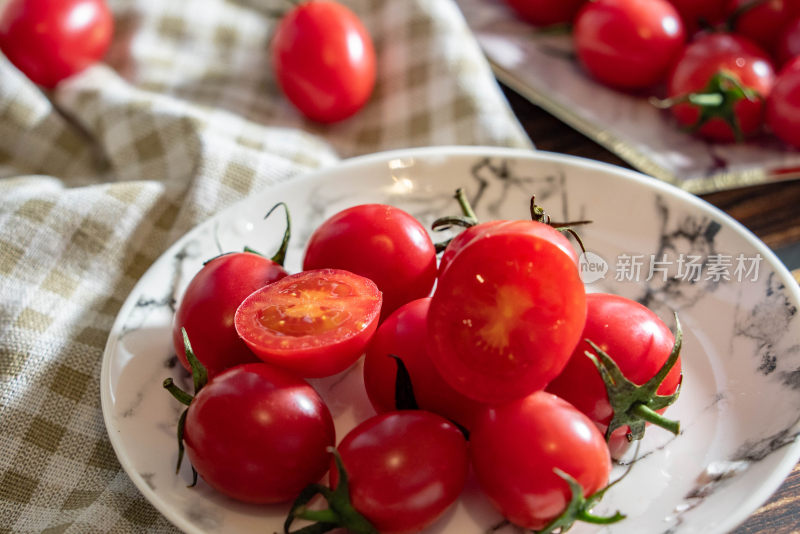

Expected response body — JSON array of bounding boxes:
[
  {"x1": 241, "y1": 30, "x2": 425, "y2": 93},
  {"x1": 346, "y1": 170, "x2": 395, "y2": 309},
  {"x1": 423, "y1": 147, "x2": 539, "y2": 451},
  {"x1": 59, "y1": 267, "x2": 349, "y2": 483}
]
[
  {"x1": 767, "y1": 56, "x2": 800, "y2": 149},
  {"x1": 502, "y1": 0, "x2": 587, "y2": 26},
  {"x1": 546, "y1": 293, "x2": 682, "y2": 456},
  {"x1": 726, "y1": 0, "x2": 800, "y2": 57},
  {"x1": 438, "y1": 219, "x2": 579, "y2": 277},
  {"x1": 183, "y1": 363, "x2": 335, "y2": 504},
  {"x1": 667, "y1": 0, "x2": 727, "y2": 35},
  {"x1": 234, "y1": 268, "x2": 382, "y2": 378},
  {"x1": 271, "y1": 0, "x2": 376, "y2": 123},
  {"x1": 172, "y1": 252, "x2": 287, "y2": 377},
  {"x1": 0, "y1": 0, "x2": 113, "y2": 88},
  {"x1": 427, "y1": 220, "x2": 586, "y2": 404},
  {"x1": 363, "y1": 297, "x2": 486, "y2": 431},
  {"x1": 666, "y1": 32, "x2": 776, "y2": 142},
  {"x1": 332, "y1": 411, "x2": 469, "y2": 534},
  {"x1": 777, "y1": 17, "x2": 800, "y2": 68},
  {"x1": 470, "y1": 391, "x2": 612, "y2": 530},
  {"x1": 573, "y1": 0, "x2": 685, "y2": 90},
  {"x1": 303, "y1": 204, "x2": 437, "y2": 320}
]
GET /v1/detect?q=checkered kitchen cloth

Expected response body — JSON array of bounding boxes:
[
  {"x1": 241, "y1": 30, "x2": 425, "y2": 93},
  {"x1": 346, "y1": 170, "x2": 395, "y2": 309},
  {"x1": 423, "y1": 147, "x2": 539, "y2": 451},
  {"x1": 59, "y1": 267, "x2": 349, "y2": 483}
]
[{"x1": 0, "y1": 0, "x2": 529, "y2": 532}]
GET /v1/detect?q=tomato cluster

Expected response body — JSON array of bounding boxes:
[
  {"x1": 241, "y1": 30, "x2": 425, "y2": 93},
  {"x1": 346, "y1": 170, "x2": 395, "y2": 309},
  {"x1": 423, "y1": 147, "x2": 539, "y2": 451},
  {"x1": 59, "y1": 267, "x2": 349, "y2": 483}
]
[
  {"x1": 502, "y1": 0, "x2": 800, "y2": 149},
  {"x1": 164, "y1": 194, "x2": 685, "y2": 533}
]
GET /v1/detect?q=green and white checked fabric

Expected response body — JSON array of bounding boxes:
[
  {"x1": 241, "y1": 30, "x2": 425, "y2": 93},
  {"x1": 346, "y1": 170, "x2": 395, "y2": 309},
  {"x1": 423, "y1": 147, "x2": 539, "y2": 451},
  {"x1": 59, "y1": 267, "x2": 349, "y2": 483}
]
[{"x1": 0, "y1": 0, "x2": 530, "y2": 532}]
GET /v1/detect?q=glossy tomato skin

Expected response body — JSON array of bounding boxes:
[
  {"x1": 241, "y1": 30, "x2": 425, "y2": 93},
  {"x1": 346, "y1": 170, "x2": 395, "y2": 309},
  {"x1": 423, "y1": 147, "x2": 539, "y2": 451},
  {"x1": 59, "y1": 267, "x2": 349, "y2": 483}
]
[
  {"x1": 503, "y1": 0, "x2": 586, "y2": 26},
  {"x1": 427, "y1": 220, "x2": 586, "y2": 404},
  {"x1": 573, "y1": 0, "x2": 685, "y2": 90},
  {"x1": 303, "y1": 204, "x2": 436, "y2": 320},
  {"x1": 363, "y1": 297, "x2": 485, "y2": 431},
  {"x1": 470, "y1": 391, "x2": 611, "y2": 530},
  {"x1": 666, "y1": 33, "x2": 776, "y2": 141},
  {"x1": 332, "y1": 411, "x2": 469, "y2": 534},
  {"x1": 0, "y1": 0, "x2": 113, "y2": 88},
  {"x1": 234, "y1": 268, "x2": 382, "y2": 378},
  {"x1": 546, "y1": 293, "x2": 681, "y2": 456},
  {"x1": 767, "y1": 57, "x2": 800, "y2": 149},
  {"x1": 437, "y1": 219, "x2": 578, "y2": 278},
  {"x1": 172, "y1": 252, "x2": 288, "y2": 377},
  {"x1": 183, "y1": 363, "x2": 335, "y2": 504},
  {"x1": 726, "y1": 0, "x2": 800, "y2": 57},
  {"x1": 271, "y1": 0, "x2": 375, "y2": 123}
]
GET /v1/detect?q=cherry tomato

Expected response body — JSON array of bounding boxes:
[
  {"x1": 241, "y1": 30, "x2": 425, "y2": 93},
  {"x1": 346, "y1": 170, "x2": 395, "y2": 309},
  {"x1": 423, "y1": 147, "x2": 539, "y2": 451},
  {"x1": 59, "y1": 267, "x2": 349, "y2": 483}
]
[
  {"x1": 502, "y1": 0, "x2": 586, "y2": 26},
  {"x1": 303, "y1": 204, "x2": 437, "y2": 320},
  {"x1": 271, "y1": 0, "x2": 376, "y2": 123},
  {"x1": 234, "y1": 268, "x2": 382, "y2": 378},
  {"x1": 573, "y1": 0, "x2": 685, "y2": 90},
  {"x1": 470, "y1": 391, "x2": 612, "y2": 530},
  {"x1": 546, "y1": 293, "x2": 682, "y2": 456},
  {"x1": 665, "y1": 32, "x2": 775, "y2": 142},
  {"x1": 183, "y1": 363, "x2": 335, "y2": 504},
  {"x1": 726, "y1": 0, "x2": 800, "y2": 57},
  {"x1": 438, "y1": 219, "x2": 579, "y2": 277},
  {"x1": 172, "y1": 252, "x2": 287, "y2": 377},
  {"x1": 332, "y1": 411, "x2": 469, "y2": 534},
  {"x1": 767, "y1": 56, "x2": 800, "y2": 149},
  {"x1": 667, "y1": 0, "x2": 727, "y2": 35},
  {"x1": 777, "y1": 17, "x2": 800, "y2": 68},
  {"x1": 363, "y1": 297, "x2": 485, "y2": 431},
  {"x1": 0, "y1": 0, "x2": 113, "y2": 88},
  {"x1": 427, "y1": 220, "x2": 586, "y2": 404}
]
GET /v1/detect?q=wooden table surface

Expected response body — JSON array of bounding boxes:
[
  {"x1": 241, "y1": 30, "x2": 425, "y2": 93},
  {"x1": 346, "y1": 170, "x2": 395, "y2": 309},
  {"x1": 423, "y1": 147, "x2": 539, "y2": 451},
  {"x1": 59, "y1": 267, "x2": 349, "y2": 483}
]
[{"x1": 501, "y1": 84, "x2": 800, "y2": 534}]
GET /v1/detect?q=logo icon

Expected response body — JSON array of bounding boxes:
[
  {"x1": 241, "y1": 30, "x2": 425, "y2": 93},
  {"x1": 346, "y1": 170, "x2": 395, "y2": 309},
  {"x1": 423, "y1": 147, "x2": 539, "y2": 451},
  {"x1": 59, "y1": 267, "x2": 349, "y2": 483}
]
[{"x1": 579, "y1": 251, "x2": 608, "y2": 284}]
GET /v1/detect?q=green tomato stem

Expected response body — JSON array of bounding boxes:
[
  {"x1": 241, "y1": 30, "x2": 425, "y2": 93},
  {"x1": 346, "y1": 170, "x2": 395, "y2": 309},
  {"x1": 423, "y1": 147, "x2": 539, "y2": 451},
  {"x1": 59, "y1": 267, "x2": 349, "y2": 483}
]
[{"x1": 631, "y1": 403, "x2": 680, "y2": 435}]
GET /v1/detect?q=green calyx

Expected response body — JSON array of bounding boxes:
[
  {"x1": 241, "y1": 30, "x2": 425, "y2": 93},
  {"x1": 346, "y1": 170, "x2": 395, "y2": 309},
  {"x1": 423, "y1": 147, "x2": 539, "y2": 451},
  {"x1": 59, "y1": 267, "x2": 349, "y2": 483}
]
[
  {"x1": 652, "y1": 70, "x2": 762, "y2": 142},
  {"x1": 162, "y1": 328, "x2": 208, "y2": 486},
  {"x1": 284, "y1": 449, "x2": 378, "y2": 534},
  {"x1": 585, "y1": 313, "x2": 683, "y2": 443},
  {"x1": 432, "y1": 188, "x2": 479, "y2": 253},
  {"x1": 242, "y1": 201, "x2": 292, "y2": 265},
  {"x1": 535, "y1": 469, "x2": 626, "y2": 534}
]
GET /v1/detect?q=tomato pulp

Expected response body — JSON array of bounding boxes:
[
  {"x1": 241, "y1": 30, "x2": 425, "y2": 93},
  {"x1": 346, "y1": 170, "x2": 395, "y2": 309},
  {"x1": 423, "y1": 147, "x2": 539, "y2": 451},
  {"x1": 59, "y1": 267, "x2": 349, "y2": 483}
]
[
  {"x1": 234, "y1": 268, "x2": 382, "y2": 378},
  {"x1": 427, "y1": 220, "x2": 586, "y2": 403}
]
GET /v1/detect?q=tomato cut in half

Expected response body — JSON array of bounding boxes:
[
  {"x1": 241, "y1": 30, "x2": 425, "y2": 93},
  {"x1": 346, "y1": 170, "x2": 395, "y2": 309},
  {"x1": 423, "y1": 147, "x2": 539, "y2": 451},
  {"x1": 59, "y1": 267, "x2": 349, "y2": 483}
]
[
  {"x1": 235, "y1": 268, "x2": 382, "y2": 378},
  {"x1": 427, "y1": 221, "x2": 587, "y2": 404}
]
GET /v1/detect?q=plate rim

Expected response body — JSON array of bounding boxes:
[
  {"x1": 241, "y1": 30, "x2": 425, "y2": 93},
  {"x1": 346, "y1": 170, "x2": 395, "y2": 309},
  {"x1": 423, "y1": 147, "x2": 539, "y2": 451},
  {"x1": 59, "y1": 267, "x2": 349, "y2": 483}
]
[{"x1": 100, "y1": 145, "x2": 800, "y2": 534}]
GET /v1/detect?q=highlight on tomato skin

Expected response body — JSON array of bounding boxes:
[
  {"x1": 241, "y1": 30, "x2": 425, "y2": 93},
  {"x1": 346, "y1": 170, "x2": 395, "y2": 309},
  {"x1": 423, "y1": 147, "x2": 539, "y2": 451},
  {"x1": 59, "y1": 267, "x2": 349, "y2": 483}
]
[
  {"x1": 172, "y1": 251, "x2": 288, "y2": 378},
  {"x1": 234, "y1": 268, "x2": 382, "y2": 378},
  {"x1": 182, "y1": 362, "x2": 336, "y2": 504},
  {"x1": 427, "y1": 220, "x2": 587, "y2": 404},
  {"x1": 470, "y1": 391, "x2": 612, "y2": 531}
]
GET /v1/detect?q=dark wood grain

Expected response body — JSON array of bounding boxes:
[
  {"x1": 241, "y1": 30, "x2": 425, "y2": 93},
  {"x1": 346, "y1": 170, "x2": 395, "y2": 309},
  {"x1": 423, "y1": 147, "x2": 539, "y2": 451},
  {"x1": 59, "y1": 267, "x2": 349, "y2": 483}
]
[{"x1": 502, "y1": 83, "x2": 800, "y2": 534}]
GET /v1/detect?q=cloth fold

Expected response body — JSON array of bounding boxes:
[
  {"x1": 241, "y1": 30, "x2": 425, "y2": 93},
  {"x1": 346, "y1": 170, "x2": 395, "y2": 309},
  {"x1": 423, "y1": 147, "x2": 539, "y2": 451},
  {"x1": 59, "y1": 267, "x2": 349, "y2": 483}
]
[{"x1": 0, "y1": 0, "x2": 530, "y2": 532}]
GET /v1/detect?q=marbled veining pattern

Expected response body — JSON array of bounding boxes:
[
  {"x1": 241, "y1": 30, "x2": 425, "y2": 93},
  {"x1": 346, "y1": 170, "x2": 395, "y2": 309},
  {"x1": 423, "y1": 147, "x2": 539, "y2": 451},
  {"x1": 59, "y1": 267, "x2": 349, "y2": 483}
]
[{"x1": 101, "y1": 148, "x2": 800, "y2": 534}]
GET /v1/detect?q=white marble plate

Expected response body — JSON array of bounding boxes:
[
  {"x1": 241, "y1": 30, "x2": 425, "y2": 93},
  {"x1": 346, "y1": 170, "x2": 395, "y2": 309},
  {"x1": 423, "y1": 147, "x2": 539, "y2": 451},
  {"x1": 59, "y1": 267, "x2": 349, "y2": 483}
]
[{"x1": 101, "y1": 146, "x2": 800, "y2": 534}]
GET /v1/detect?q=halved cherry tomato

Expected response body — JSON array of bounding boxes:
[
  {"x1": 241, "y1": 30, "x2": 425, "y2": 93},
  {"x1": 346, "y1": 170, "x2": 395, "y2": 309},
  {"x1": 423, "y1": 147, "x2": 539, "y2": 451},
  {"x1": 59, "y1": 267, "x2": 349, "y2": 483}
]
[
  {"x1": 234, "y1": 268, "x2": 381, "y2": 378},
  {"x1": 546, "y1": 293, "x2": 682, "y2": 456},
  {"x1": 470, "y1": 391, "x2": 612, "y2": 530},
  {"x1": 271, "y1": 0, "x2": 375, "y2": 123},
  {"x1": 331, "y1": 411, "x2": 469, "y2": 534},
  {"x1": 303, "y1": 204, "x2": 437, "y2": 320},
  {"x1": 573, "y1": 0, "x2": 686, "y2": 90},
  {"x1": 665, "y1": 32, "x2": 775, "y2": 142},
  {"x1": 182, "y1": 363, "x2": 335, "y2": 504},
  {"x1": 363, "y1": 297, "x2": 485, "y2": 431},
  {"x1": 172, "y1": 252, "x2": 287, "y2": 377},
  {"x1": 0, "y1": 0, "x2": 113, "y2": 88},
  {"x1": 427, "y1": 220, "x2": 586, "y2": 404}
]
